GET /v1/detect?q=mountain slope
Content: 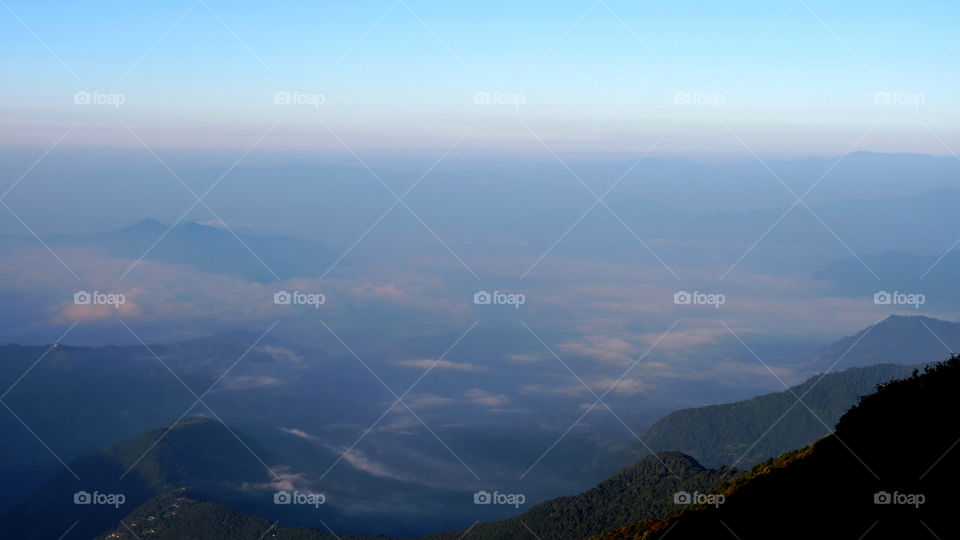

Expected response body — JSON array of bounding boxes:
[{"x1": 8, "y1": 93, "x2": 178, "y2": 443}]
[
  {"x1": 601, "y1": 355, "x2": 960, "y2": 539},
  {"x1": 0, "y1": 417, "x2": 278, "y2": 540},
  {"x1": 0, "y1": 332, "x2": 385, "y2": 516},
  {"x1": 421, "y1": 452, "x2": 737, "y2": 540},
  {"x1": 94, "y1": 492, "x2": 383, "y2": 540},
  {"x1": 93, "y1": 452, "x2": 734, "y2": 540},
  {"x1": 640, "y1": 362, "x2": 923, "y2": 468},
  {"x1": 633, "y1": 315, "x2": 957, "y2": 468}
]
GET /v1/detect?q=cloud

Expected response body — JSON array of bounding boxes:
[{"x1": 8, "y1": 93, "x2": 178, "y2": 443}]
[
  {"x1": 405, "y1": 394, "x2": 456, "y2": 408},
  {"x1": 257, "y1": 345, "x2": 303, "y2": 363},
  {"x1": 590, "y1": 377, "x2": 651, "y2": 396},
  {"x1": 219, "y1": 375, "x2": 284, "y2": 391},
  {"x1": 333, "y1": 446, "x2": 409, "y2": 481},
  {"x1": 520, "y1": 383, "x2": 589, "y2": 396},
  {"x1": 350, "y1": 282, "x2": 408, "y2": 300},
  {"x1": 278, "y1": 427, "x2": 318, "y2": 441},
  {"x1": 376, "y1": 414, "x2": 420, "y2": 434},
  {"x1": 394, "y1": 359, "x2": 485, "y2": 372},
  {"x1": 630, "y1": 358, "x2": 803, "y2": 388},
  {"x1": 637, "y1": 326, "x2": 739, "y2": 350},
  {"x1": 193, "y1": 220, "x2": 237, "y2": 229},
  {"x1": 56, "y1": 297, "x2": 143, "y2": 321},
  {"x1": 505, "y1": 352, "x2": 545, "y2": 363},
  {"x1": 560, "y1": 334, "x2": 637, "y2": 365},
  {"x1": 240, "y1": 465, "x2": 320, "y2": 493},
  {"x1": 464, "y1": 388, "x2": 509, "y2": 407}
]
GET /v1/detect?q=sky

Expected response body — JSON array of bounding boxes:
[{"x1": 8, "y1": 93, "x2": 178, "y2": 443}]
[{"x1": 1, "y1": 0, "x2": 958, "y2": 159}]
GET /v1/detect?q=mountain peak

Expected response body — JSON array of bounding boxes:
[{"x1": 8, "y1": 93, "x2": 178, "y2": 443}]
[
  {"x1": 877, "y1": 313, "x2": 942, "y2": 325},
  {"x1": 169, "y1": 415, "x2": 218, "y2": 430},
  {"x1": 808, "y1": 314, "x2": 959, "y2": 373}
]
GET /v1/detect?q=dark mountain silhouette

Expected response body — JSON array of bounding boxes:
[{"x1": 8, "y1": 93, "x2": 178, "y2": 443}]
[{"x1": 601, "y1": 355, "x2": 960, "y2": 539}]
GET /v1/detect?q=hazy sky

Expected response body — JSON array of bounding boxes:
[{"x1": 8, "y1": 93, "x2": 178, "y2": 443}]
[{"x1": 1, "y1": 0, "x2": 958, "y2": 159}]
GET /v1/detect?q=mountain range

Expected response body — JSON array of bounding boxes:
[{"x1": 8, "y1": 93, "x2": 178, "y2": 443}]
[
  {"x1": 0, "y1": 219, "x2": 335, "y2": 282},
  {"x1": 2, "y1": 314, "x2": 957, "y2": 538},
  {"x1": 75, "y1": 354, "x2": 960, "y2": 539}
]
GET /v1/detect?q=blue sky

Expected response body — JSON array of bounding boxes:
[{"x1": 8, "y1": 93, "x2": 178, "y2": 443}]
[{"x1": 1, "y1": 0, "x2": 958, "y2": 159}]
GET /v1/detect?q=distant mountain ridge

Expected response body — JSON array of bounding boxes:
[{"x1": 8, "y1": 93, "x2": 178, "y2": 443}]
[
  {"x1": 815, "y1": 250, "x2": 960, "y2": 310},
  {"x1": 807, "y1": 314, "x2": 960, "y2": 372},
  {"x1": 0, "y1": 219, "x2": 336, "y2": 282}
]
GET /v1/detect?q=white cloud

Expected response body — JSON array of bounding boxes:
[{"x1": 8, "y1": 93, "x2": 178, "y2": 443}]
[
  {"x1": 464, "y1": 388, "x2": 509, "y2": 407},
  {"x1": 405, "y1": 394, "x2": 457, "y2": 408},
  {"x1": 278, "y1": 427, "x2": 318, "y2": 440},
  {"x1": 394, "y1": 358, "x2": 485, "y2": 372},
  {"x1": 219, "y1": 375, "x2": 284, "y2": 391},
  {"x1": 590, "y1": 377, "x2": 651, "y2": 395},
  {"x1": 240, "y1": 465, "x2": 319, "y2": 493},
  {"x1": 333, "y1": 446, "x2": 408, "y2": 481},
  {"x1": 560, "y1": 335, "x2": 637, "y2": 365},
  {"x1": 257, "y1": 345, "x2": 303, "y2": 363}
]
